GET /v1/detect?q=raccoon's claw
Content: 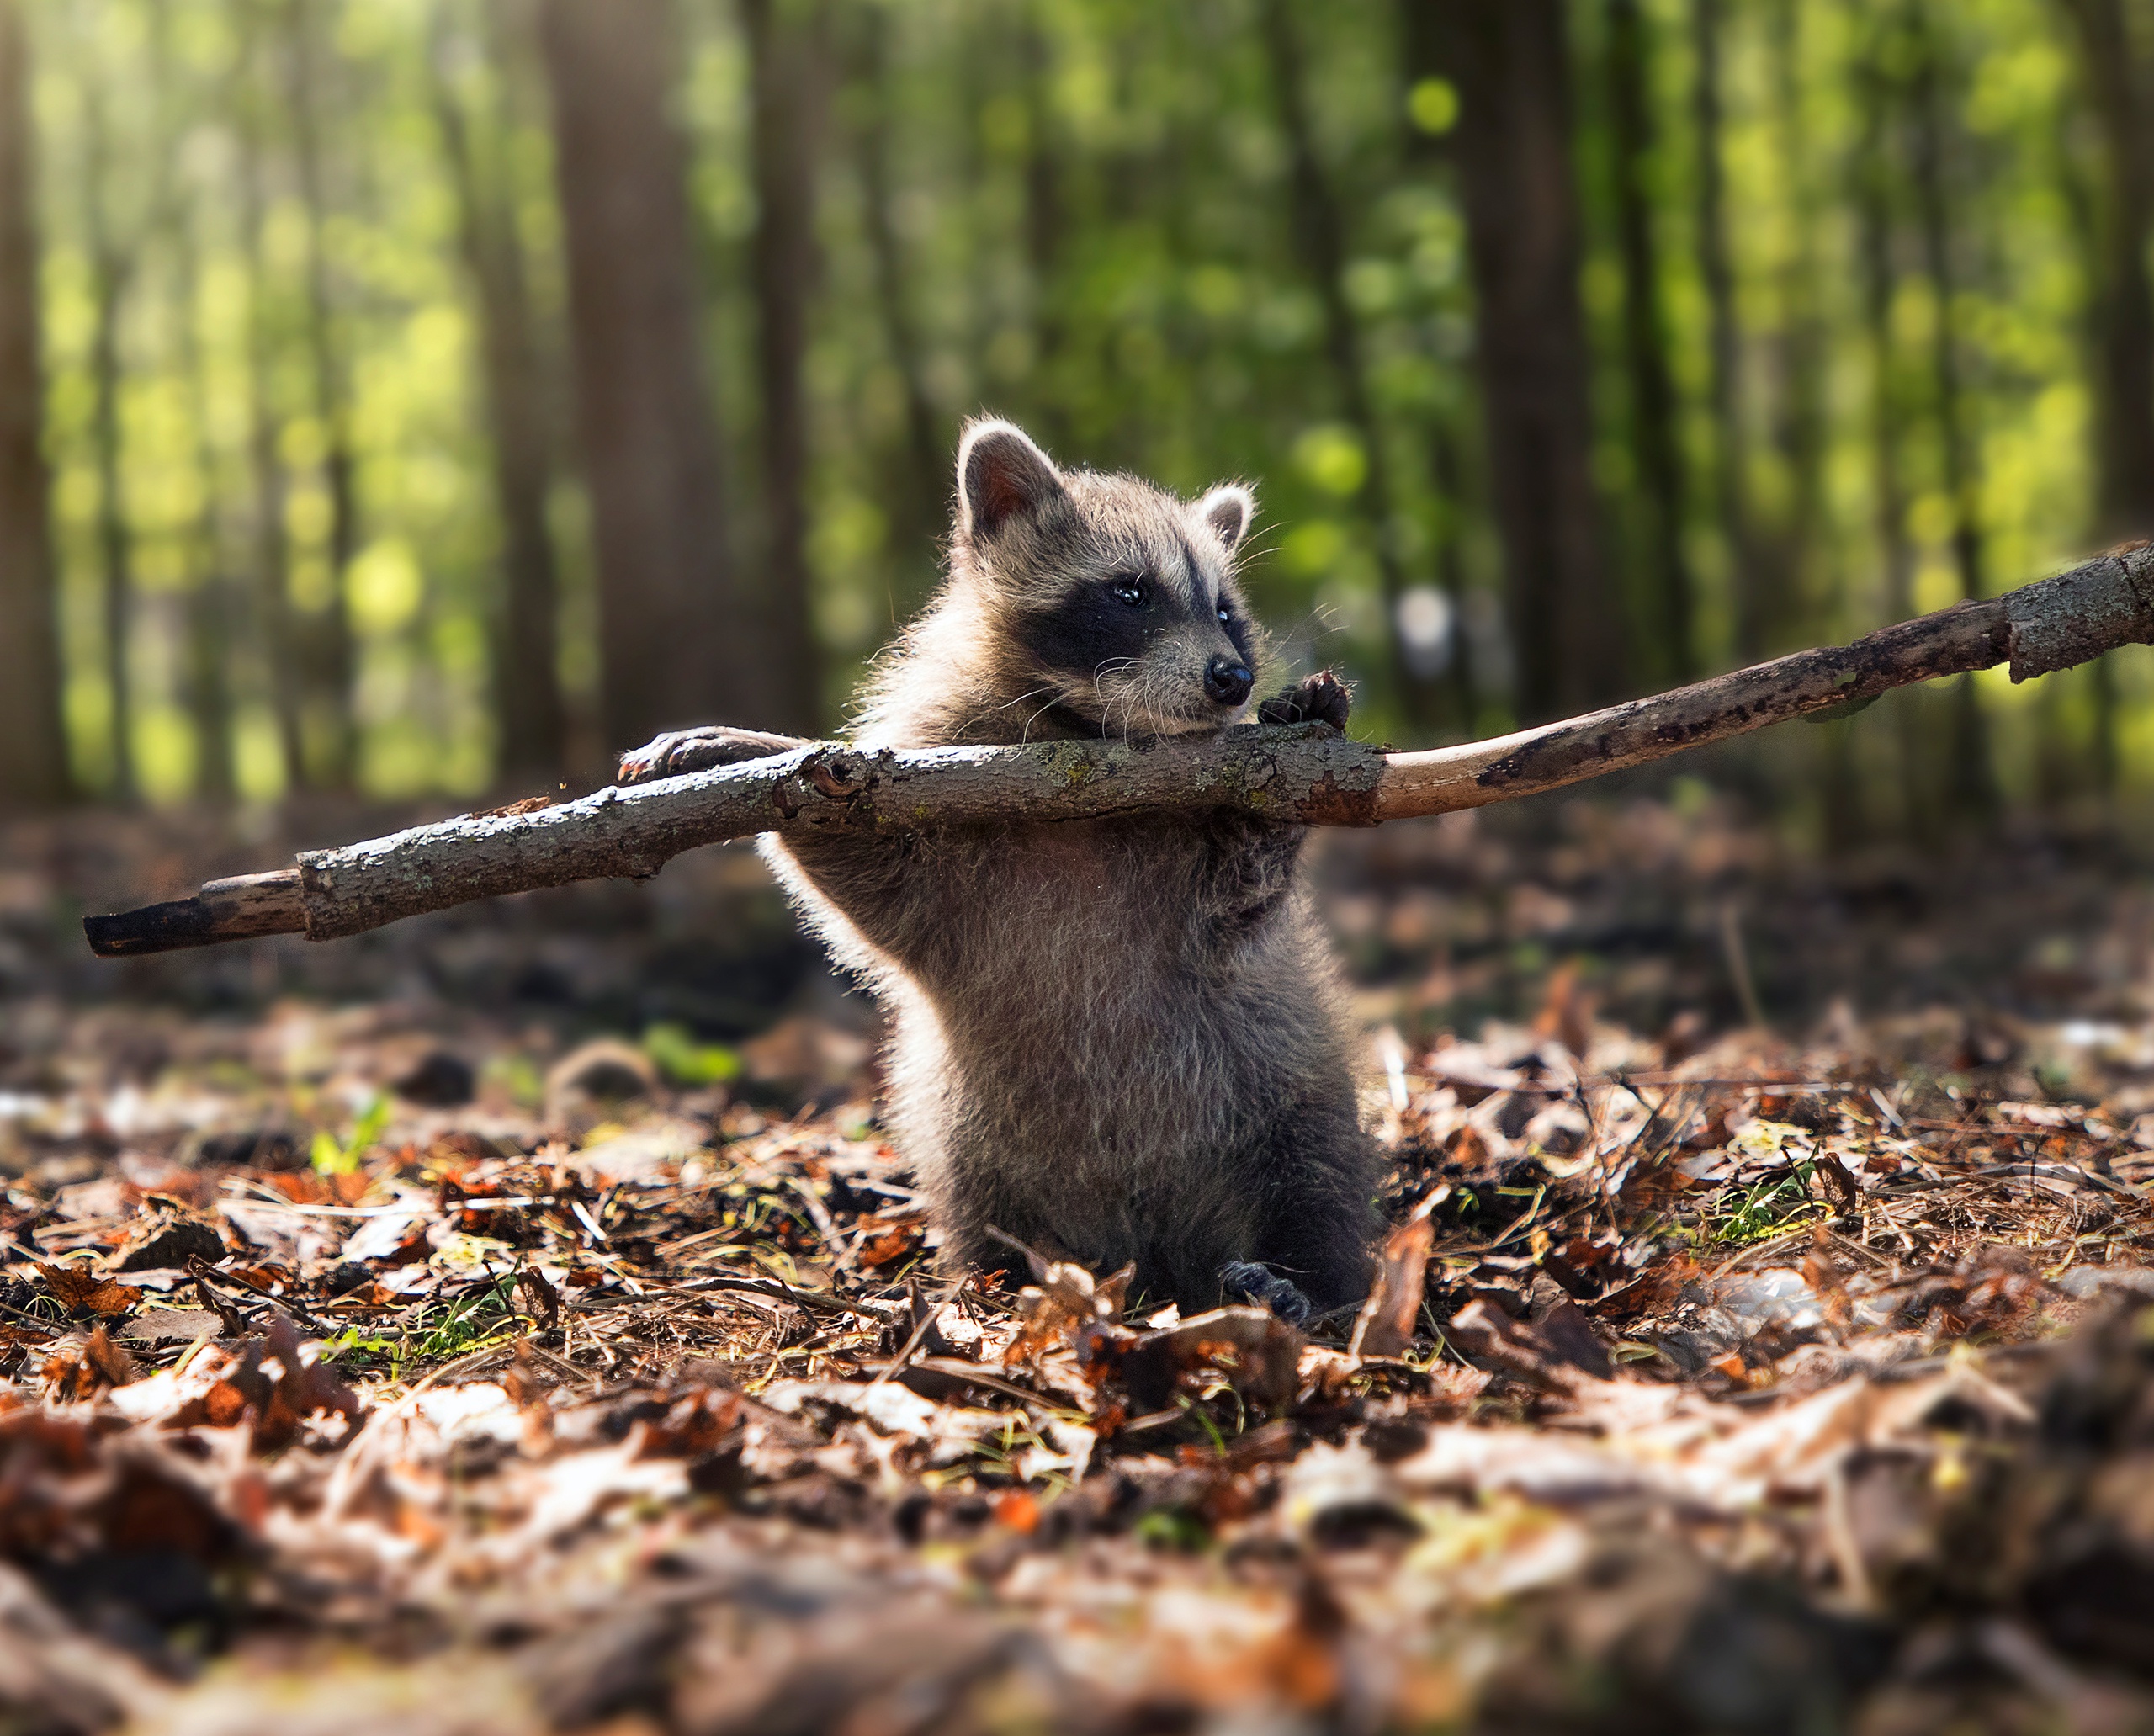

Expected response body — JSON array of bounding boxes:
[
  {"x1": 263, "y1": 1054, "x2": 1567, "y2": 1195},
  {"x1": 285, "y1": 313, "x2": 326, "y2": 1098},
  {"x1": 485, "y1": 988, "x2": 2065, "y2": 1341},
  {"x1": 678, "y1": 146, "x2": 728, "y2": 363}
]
[
  {"x1": 617, "y1": 725, "x2": 809, "y2": 785},
  {"x1": 1258, "y1": 670, "x2": 1351, "y2": 733},
  {"x1": 1220, "y1": 1261, "x2": 1315, "y2": 1325}
]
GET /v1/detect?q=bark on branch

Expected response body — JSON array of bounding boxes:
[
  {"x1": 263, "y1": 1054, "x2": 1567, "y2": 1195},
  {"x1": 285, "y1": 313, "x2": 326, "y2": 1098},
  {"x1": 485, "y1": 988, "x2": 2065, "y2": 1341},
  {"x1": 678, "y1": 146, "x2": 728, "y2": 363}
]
[{"x1": 84, "y1": 549, "x2": 2154, "y2": 958}]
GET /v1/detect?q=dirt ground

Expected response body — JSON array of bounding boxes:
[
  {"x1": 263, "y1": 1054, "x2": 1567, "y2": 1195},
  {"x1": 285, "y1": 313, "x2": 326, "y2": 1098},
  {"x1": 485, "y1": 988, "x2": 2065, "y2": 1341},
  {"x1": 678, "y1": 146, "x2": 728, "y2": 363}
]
[{"x1": 6, "y1": 787, "x2": 2154, "y2": 1734}]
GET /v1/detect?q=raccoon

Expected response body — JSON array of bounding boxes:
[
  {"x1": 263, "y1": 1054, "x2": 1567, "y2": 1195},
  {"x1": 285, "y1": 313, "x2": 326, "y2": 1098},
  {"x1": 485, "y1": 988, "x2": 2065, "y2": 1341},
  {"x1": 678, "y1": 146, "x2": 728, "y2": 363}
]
[{"x1": 621, "y1": 419, "x2": 1378, "y2": 1317}]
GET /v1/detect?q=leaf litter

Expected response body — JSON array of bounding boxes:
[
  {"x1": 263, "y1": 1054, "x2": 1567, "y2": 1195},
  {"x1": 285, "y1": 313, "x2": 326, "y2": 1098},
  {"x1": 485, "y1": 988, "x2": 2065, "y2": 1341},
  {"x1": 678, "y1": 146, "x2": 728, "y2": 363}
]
[{"x1": 10, "y1": 799, "x2": 2154, "y2": 1730}]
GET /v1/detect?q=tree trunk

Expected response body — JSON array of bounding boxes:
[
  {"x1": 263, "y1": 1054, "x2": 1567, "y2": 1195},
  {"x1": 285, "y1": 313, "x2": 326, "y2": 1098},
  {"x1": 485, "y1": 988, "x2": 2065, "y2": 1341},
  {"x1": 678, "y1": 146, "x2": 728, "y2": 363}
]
[
  {"x1": 1262, "y1": 0, "x2": 1434, "y2": 725},
  {"x1": 0, "y1": 0, "x2": 68, "y2": 810},
  {"x1": 538, "y1": 0, "x2": 760, "y2": 757},
  {"x1": 1420, "y1": 0, "x2": 1621, "y2": 720},
  {"x1": 1605, "y1": 0, "x2": 1694, "y2": 684},
  {"x1": 432, "y1": 6, "x2": 567, "y2": 785},
  {"x1": 159, "y1": 12, "x2": 236, "y2": 803},
  {"x1": 846, "y1": 3, "x2": 943, "y2": 602},
  {"x1": 83, "y1": 84, "x2": 137, "y2": 803},
  {"x1": 286, "y1": 0, "x2": 358, "y2": 788},
  {"x1": 1907, "y1": 3, "x2": 1997, "y2": 819},
  {"x1": 1764, "y1": 0, "x2": 1826, "y2": 645},
  {"x1": 1690, "y1": 0, "x2": 1757, "y2": 662},
  {"x1": 2056, "y1": 0, "x2": 2154, "y2": 539},
  {"x1": 743, "y1": 0, "x2": 825, "y2": 736},
  {"x1": 1854, "y1": 24, "x2": 1923, "y2": 832},
  {"x1": 237, "y1": 13, "x2": 306, "y2": 797},
  {"x1": 1021, "y1": 13, "x2": 1065, "y2": 446}
]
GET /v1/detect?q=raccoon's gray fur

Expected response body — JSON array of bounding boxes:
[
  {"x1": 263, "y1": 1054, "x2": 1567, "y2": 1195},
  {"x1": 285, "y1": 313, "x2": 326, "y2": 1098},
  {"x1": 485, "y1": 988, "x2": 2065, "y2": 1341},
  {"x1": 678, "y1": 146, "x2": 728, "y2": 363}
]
[{"x1": 623, "y1": 419, "x2": 1378, "y2": 1314}]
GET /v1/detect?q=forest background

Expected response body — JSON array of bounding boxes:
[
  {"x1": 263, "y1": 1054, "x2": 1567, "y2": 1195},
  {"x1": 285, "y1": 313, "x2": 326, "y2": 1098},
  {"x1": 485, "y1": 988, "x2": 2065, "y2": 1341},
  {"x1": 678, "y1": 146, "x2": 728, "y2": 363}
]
[{"x1": 0, "y1": 0, "x2": 2150, "y2": 846}]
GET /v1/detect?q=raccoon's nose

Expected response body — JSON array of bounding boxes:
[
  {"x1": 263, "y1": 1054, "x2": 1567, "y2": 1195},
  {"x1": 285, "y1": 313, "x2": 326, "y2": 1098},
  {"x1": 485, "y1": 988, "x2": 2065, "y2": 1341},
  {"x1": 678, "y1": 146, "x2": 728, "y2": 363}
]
[{"x1": 1204, "y1": 656, "x2": 1255, "y2": 707}]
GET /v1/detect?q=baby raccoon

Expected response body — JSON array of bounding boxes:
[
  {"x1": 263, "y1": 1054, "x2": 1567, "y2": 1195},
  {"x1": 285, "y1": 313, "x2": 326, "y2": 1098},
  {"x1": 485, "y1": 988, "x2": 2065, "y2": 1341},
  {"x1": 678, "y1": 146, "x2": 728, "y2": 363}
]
[{"x1": 622, "y1": 419, "x2": 1377, "y2": 1317}]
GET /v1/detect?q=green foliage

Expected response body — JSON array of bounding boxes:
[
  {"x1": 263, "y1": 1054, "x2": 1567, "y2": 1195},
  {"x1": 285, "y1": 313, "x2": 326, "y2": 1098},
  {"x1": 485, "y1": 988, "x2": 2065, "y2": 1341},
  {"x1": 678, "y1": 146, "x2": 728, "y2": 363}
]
[
  {"x1": 19, "y1": 0, "x2": 2153, "y2": 823},
  {"x1": 321, "y1": 1274, "x2": 527, "y2": 1379},
  {"x1": 1710, "y1": 1161, "x2": 1827, "y2": 1246},
  {"x1": 642, "y1": 1022, "x2": 742, "y2": 1089},
  {"x1": 311, "y1": 1091, "x2": 390, "y2": 1176}
]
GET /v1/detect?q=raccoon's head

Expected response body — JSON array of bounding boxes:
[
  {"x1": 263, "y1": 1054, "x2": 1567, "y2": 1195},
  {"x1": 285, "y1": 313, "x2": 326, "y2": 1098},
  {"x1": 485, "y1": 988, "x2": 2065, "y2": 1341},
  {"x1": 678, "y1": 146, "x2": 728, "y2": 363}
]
[{"x1": 944, "y1": 418, "x2": 1265, "y2": 741}]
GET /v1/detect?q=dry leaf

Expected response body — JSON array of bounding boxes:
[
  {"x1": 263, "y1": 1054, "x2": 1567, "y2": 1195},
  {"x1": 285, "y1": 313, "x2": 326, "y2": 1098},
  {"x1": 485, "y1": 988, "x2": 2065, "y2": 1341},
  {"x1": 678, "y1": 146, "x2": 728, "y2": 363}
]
[{"x1": 37, "y1": 1262, "x2": 137, "y2": 1318}]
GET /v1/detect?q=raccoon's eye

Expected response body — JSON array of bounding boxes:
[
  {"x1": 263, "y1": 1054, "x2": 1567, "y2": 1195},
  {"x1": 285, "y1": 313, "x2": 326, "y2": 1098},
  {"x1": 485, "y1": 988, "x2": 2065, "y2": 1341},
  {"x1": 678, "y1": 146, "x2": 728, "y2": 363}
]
[
  {"x1": 1216, "y1": 605, "x2": 1232, "y2": 624},
  {"x1": 1111, "y1": 575, "x2": 1148, "y2": 608}
]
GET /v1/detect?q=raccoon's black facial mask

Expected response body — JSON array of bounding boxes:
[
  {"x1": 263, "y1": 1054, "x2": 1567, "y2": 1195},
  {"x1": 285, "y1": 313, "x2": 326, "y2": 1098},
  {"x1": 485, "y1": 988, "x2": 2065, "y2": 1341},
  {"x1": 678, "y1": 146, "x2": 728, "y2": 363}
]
[
  {"x1": 952, "y1": 420, "x2": 1264, "y2": 741},
  {"x1": 1007, "y1": 541, "x2": 1260, "y2": 737}
]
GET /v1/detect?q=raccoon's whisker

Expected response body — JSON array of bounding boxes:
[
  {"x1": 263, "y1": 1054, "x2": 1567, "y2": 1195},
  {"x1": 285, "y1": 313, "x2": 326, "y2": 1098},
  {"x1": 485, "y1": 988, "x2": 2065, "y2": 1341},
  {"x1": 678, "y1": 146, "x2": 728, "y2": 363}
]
[
  {"x1": 984, "y1": 682, "x2": 1065, "y2": 719},
  {"x1": 1020, "y1": 685, "x2": 1080, "y2": 743}
]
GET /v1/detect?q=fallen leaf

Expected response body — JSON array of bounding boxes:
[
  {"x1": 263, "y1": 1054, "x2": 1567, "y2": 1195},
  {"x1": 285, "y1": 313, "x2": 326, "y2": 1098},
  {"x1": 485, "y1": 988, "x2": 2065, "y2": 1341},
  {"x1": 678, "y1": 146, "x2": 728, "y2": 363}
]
[{"x1": 37, "y1": 1262, "x2": 137, "y2": 1318}]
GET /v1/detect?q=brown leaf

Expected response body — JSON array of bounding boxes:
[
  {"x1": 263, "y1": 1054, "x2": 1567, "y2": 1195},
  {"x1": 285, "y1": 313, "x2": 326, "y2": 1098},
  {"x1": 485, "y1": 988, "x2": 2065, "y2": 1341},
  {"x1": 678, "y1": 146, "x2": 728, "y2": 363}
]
[
  {"x1": 1444, "y1": 1293, "x2": 1612, "y2": 1388},
  {"x1": 80, "y1": 1325, "x2": 135, "y2": 1388},
  {"x1": 36, "y1": 1262, "x2": 136, "y2": 1318},
  {"x1": 1005, "y1": 1259, "x2": 1133, "y2": 1364},
  {"x1": 515, "y1": 1267, "x2": 561, "y2": 1328},
  {"x1": 1351, "y1": 1216, "x2": 1435, "y2": 1360}
]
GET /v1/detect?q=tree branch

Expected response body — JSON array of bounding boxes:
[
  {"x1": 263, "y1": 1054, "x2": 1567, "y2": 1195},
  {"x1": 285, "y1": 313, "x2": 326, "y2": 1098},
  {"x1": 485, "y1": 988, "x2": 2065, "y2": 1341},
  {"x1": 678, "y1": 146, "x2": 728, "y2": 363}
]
[{"x1": 84, "y1": 548, "x2": 2154, "y2": 958}]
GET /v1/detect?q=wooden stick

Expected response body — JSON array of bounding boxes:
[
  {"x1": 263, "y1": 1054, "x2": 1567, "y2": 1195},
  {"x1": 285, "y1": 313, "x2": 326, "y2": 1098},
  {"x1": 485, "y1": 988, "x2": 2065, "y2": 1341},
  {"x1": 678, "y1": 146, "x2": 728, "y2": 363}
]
[{"x1": 82, "y1": 548, "x2": 2154, "y2": 959}]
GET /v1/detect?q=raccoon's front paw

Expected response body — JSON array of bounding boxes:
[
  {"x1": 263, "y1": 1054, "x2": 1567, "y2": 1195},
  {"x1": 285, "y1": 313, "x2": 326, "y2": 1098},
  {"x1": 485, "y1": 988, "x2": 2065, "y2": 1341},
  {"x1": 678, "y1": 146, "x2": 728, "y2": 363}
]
[
  {"x1": 1221, "y1": 1261, "x2": 1314, "y2": 1326},
  {"x1": 617, "y1": 725, "x2": 807, "y2": 785},
  {"x1": 1258, "y1": 670, "x2": 1351, "y2": 732}
]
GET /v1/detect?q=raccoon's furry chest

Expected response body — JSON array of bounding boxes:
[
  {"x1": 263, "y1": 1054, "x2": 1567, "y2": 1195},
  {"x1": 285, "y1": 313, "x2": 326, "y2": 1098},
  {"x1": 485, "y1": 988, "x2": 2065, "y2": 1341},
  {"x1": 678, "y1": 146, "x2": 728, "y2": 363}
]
[
  {"x1": 766, "y1": 812, "x2": 1349, "y2": 1199},
  {"x1": 899, "y1": 820, "x2": 1310, "y2": 1117}
]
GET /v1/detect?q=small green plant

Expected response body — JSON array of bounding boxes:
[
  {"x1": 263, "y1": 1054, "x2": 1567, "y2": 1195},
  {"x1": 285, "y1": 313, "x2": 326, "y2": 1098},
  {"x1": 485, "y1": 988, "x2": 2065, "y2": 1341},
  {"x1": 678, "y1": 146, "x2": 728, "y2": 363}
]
[
  {"x1": 1711, "y1": 1161, "x2": 1824, "y2": 1245},
  {"x1": 643, "y1": 1022, "x2": 742, "y2": 1089},
  {"x1": 1134, "y1": 1507, "x2": 1211, "y2": 1552},
  {"x1": 312, "y1": 1093, "x2": 391, "y2": 1176},
  {"x1": 482, "y1": 1053, "x2": 546, "y2": 1112},
  {"x1": 321, "y1": 1276, "x2": 526, "y2": 1380},
  {"x1": 411, "y1": 1276, "x2": 523, "y2": 1361}
]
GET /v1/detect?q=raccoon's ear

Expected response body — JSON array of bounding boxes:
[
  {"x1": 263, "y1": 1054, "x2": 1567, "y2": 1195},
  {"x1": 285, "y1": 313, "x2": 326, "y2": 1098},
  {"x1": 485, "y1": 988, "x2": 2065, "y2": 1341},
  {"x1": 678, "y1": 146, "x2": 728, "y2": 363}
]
[
  {"x1": 1196, "y1": 484, "x2": 1255, "y2": 554},
  {"x1": 957, "y1": 419, "x2": 1065, "y2": 541}
]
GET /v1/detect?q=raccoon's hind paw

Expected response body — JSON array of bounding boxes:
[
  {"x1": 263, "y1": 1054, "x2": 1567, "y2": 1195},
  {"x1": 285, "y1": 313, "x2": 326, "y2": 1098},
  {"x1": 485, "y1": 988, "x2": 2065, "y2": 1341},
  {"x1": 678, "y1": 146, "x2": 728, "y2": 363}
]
[
  {"x1": 1257, "y1": 670, "x2": 1351, "y2": 732},
  {"x1": 1221, "y1": 1261, "x2": 1315, "y2": 1326},
  {"x1": 617, "y1": 725, "x2": 809, "y2": 785}
]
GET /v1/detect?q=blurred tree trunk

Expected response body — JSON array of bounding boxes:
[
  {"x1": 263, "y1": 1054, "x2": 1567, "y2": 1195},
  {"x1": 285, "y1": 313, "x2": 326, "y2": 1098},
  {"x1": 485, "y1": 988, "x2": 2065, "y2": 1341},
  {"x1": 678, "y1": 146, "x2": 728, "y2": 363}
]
[
  {"x1": 1690, "y1": 0, "x2": 1757, "y2": 662},
  {"x1": 2057, "y1": 0, "x2": 2154, "y2": 541},
  {"x1": 743, "y1": 0, "x2": 825, "y2": 736},
  {"x1": 1605, "y1": 0, "x2": 1694, "y2": 684},
  {"x1": 83, "y1": 85, "x2": 137, "y2": 802},
  {"x1": 2056, "y1": 0, "x2": 2154, "y2": 799},
  {"x1": 237, "y1": 22, "x2": 306, "y2": 796},
  {"x1": 0, "y1": 0, "x2": 68, "y2": 810},
  {"x1": 846, "y1": 3, "x2": 943, "y2": 600},
  {"x1": 1854, "y1": 29, "x2": 1925, "y2": 834},
  {"x1": 539, "y1": 0, "x2": 763, "y2": 755},
  {"x1": 1260, "y1": 0, "x2": 1434, "y2": 726},
  {"x1": 1908, "y1": 4, "x2": 1997, "y2": 820},
  {"x1": 1420, "y1": 0, "x2": 1621, "y2": 720},
  {"x1": 155, "y1": 9, "x2": 235, "y2": 802},
  {"x1": 286, "y1": 0, "x2": 358, "y2": 788},
  {"x1": 432, "y1": 6, "x2": 567, "y2": 784},
  {"x1": 1766, "y1": 0, "x2": 1826, "y2": 646},
  {"x1": 1021, "y1": 13, "x2": 1065, "y2": 444}
]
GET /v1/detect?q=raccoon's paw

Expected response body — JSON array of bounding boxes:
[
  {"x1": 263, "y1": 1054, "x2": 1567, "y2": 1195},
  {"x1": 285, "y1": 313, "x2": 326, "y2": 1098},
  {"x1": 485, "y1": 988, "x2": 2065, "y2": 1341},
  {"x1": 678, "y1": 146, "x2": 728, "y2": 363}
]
[
  {"x1": 1257, "y1": 670, "x2": 1351, "y2": 732},
  {"x1": 1220, "y1": 1261, "x2": 1315, "y2": 1326},
  {"x1": 617, "y1": 725, "x2": 809, "y2": 785}
]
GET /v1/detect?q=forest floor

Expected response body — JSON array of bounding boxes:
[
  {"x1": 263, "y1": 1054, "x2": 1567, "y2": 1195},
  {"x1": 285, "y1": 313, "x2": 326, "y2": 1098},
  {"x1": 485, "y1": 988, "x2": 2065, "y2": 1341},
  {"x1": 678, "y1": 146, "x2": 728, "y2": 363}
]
[{"x1": 7, "y1": 785, "x2": 2154, "y2": 1734}]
